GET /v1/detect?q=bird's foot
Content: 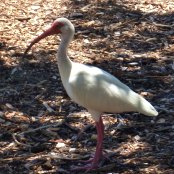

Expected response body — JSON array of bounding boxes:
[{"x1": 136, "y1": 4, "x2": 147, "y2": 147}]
[
  {"x1": 71, "y1": 161, "x2": 98, "y2": 173},
  {"x1": 78, "y1": 157, "x2": 94, "y2": 164},
  {"x1": 71, "y1": 154, "x2": 110, "y2": 172},
  {"x1": 71, "y1": 152, "x2": 117, "y2": 173},
  {"x1": 78, "y1": 152, "x2": 109, "y2": 164}
]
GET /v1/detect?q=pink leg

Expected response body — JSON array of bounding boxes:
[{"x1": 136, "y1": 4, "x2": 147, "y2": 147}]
[
  {"x1": 92, "y1": 116, "x2": 104, "y2": 165},
  {"x1": 71, "y1": 116, "x2": 104, "y2": 172}
]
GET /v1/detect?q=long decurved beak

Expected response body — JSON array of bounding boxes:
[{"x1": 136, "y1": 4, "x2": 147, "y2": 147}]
[{"x1": 23, "y1": 26, "x2": 60, "y2": 57}]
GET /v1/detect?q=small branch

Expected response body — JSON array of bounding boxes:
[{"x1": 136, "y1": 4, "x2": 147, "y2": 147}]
[
  {"x1": 15, "y1": 17, "x2": 31, "y2": 21},
  {"x1": 14, "y1": 121, "x2": 65, "y2": 137},
  {"x1": 12, "y1": 121, "x2": 65, "y2": 146},
  {"x1": 12, "y1": 134, "x2": 31, "y2": 147},
  {"x1": 43, "y1": 102, "x2": 56, "y2": 113},
  {"x1": 153, "y1": 22, "x2": 174, "y2": 28}
]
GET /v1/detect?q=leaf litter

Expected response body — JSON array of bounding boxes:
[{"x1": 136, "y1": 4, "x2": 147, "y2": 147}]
[{"x1": 0, "y1": 0, "x2": 174, "y2": 173}]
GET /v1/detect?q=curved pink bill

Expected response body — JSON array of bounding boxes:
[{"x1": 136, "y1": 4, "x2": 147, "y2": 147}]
[{"x1": 23, "y1": 26, "x2": 60, "y2": 57}]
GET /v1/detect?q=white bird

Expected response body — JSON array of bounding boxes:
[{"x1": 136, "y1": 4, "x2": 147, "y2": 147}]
[{"x1": 23, "y1": 18, "x2": 158, "y2": 172}]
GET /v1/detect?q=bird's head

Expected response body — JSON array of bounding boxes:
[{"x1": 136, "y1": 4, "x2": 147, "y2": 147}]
[{"x1": 23, "y1": 18, "x2": 74, "y2": 56}]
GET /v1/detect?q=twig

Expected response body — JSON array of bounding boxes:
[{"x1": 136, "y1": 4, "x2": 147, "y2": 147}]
[
  {"x1": 43, "y1": 102, "x2": 55, "y2": 113},
  {"x1": 12, "y1": 134, "x2": 31, "y2": 147},
  {"x1": 14, "y1": 121, "x2": 65, "y2": 137},
  {"x1": 0, "y1": 155, "x2": 33, "y2": 163},
  {"x1": 0, "y1": 153, "x2": 48, "y2": 163},
  {"x1": 15, "y1": 17, "x2": 31, "y2": 21},
  {"x1": 153, "y1": 22, "x2": 174, "y2": 28},
  {"x1": 12, "y1": 121, "x2": 65, "y2": 146}
]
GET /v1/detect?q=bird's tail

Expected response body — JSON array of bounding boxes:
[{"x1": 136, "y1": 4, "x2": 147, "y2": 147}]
[{"x1": 136, "y1": 95, "x2": 158, "y2": 116}]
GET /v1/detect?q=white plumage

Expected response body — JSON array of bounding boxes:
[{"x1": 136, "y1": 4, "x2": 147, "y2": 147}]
[
  {"x1": 24, "y1": 18, "x2": 158, "y2": 171},
  {"x1": 64, "y1": 62, "x2": 157, "y2": 120}
]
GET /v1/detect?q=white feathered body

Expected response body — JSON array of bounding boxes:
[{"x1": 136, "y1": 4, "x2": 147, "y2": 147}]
[{"x1": 59, "y1": 60, "x2": 158, "y2": 120}]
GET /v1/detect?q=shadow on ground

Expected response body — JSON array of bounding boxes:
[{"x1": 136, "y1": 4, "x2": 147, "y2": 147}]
[{"x1": 0, "y1": 0, "x2": 174, "y2": 173}]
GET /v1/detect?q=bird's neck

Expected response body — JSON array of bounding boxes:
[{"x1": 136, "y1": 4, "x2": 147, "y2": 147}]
[{"x1": 57, "y1": 31, "x2": 74, "y2": 84}]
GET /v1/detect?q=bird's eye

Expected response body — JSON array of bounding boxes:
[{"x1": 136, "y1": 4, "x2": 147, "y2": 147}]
[
  {"x1": 52, "y1": 22, "x2": 64, "y2": 30},
  {"x1": 57, "y1": 22, "x2": 64, "y2": 29}
]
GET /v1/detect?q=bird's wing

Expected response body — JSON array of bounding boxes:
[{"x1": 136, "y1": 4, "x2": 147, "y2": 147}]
[
  {"x1": 67, "y1": 63, "x2": 158, "y2": 117},
  {"x1": 68, "y1": 63, "x2": 138, "y2": 113}
]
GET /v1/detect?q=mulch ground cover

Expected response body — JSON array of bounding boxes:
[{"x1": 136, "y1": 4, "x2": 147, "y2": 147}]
[{"x1": 0, "y1": 0, "x2": 174, "y2": 173}]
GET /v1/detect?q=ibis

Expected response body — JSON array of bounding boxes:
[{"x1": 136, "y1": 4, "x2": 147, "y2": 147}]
[{"x1": 23, "y1": 18, "x2": 158, "y2": 171}]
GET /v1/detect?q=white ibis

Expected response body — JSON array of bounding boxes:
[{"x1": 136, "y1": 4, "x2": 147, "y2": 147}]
[{"x1": 23, "y1": 18, "x2": 158, "y2": 171}]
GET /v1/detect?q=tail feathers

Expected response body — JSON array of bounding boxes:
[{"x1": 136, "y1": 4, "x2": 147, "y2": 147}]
[{"x1": 137, "y1": 96, "x2": 158, "y2": 116}]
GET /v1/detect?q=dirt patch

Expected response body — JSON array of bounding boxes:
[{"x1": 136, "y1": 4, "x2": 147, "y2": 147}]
[{"x1": 0, "y1": 0, "x2": 174, "y2": 173}]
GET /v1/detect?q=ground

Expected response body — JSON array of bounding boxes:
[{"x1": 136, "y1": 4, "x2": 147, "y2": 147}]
[{"x1": 0, "y1": 0, "x2": 174, "y2": 173}]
